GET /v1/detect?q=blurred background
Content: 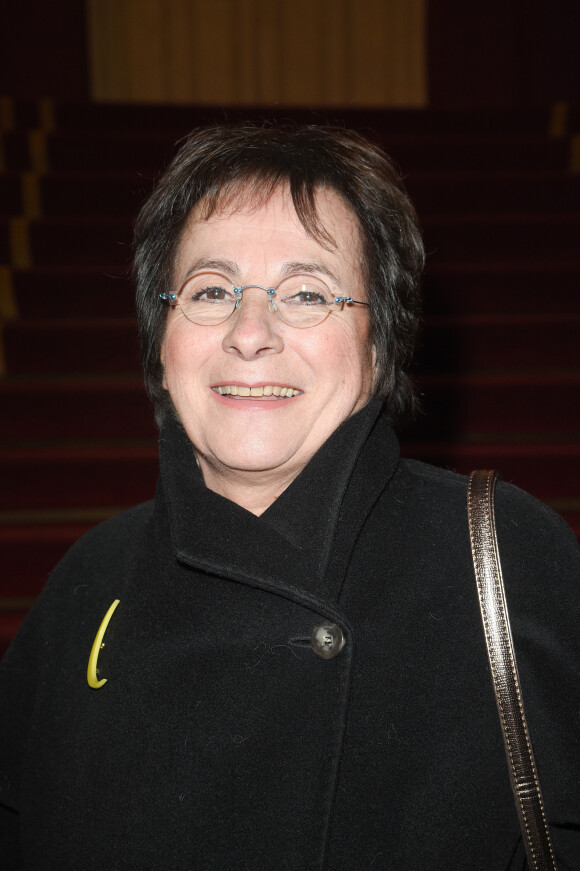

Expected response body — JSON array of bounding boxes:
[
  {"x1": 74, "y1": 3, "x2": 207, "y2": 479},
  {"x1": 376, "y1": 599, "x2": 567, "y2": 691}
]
[{"x1": 1, "y1": 0, "x2": 579, "y2": 654}]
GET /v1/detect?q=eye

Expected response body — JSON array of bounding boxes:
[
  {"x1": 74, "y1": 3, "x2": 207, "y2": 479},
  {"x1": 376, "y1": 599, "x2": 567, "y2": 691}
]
[
  {"x1": 190, "y1": 285, "x2": 233, "y2": 302},
  {"x1": 180, "y1": 272, "x2": 237, "y2": 305},
  {"x1": 295, "y1": 290, "x2": 326, "y2": 305},
  {"x1": 281, "y1": 281, "x2": 333, "y2": 307}
]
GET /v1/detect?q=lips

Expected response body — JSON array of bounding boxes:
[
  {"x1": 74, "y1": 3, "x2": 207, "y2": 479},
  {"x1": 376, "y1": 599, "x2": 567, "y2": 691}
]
[{"x1": 212, "y1": 385, "x2": 301, "y2": 397}]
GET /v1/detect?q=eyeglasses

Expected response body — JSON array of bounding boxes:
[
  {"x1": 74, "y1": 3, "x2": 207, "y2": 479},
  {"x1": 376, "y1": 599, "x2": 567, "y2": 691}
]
[{"x1": 159, "y1": 271, "x2": 370, "y2": 329}]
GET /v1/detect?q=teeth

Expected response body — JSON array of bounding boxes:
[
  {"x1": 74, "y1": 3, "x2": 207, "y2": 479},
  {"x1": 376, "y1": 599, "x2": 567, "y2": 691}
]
[{"x1": 214, "y1": 385, "x2": 300, "y2": 397}]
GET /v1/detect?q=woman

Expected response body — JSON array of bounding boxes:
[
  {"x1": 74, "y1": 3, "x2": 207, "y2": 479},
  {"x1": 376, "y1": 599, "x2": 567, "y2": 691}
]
[{"x1": 1, "y1": 125, "x2": 578, "y2": 869}]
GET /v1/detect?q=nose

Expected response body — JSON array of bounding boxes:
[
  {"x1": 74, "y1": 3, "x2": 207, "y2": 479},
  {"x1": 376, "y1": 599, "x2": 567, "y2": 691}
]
[{"x1": 222, "y1": 286, "x2": 284, "y2": 360}]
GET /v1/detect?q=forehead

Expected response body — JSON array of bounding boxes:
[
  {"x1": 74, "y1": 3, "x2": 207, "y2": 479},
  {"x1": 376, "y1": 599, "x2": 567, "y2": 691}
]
[{"x1": 174, "y1": 186, "x2": 363, "y2": 282}]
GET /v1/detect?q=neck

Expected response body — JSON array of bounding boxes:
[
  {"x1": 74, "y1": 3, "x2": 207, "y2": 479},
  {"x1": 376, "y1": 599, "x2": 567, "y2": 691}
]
[{"x1": 196, "y1": 455, "x2": 300, "y2": 516}]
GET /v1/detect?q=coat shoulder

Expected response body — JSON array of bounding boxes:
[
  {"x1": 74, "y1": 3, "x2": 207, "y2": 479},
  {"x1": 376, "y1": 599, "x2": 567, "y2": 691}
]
[
  {"x1": 398, "y1": 457, "x2": 578, "y2": 545},
  {"x1": 52, "y1": 500, "x2": 154, "y2": 574},
  {"x1": 28, "y1": 501, "x2": 156, "y2": 615}
]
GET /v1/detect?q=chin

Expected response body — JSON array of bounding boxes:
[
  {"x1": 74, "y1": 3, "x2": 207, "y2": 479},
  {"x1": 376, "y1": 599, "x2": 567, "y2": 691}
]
[
  {"x1": 201, "y1": 435, "x2": 310, "y2": 476},
  {"x1": 215, "y1": 450, "x2": 299, "y2": 474}
]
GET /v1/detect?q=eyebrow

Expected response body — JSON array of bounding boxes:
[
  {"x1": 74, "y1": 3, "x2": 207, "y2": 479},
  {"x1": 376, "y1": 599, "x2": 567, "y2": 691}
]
[
  {"x1": 278, "y1": 261, "x2": 340, "y2": 286},
  {"x1": 181, "y1": 258, "x2": 341, "y2": 288},
  {"x1": 182, "y1": 258, "x2": 239, "y2": 282}
]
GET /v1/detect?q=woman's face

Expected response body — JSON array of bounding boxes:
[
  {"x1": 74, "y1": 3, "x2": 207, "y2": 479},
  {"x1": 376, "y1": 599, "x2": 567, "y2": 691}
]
[{"x1": 161, "y1": 187, "x2": 375, "y2": 504}]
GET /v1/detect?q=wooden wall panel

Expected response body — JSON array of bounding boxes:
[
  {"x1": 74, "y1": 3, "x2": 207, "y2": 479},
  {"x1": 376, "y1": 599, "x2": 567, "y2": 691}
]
[{"x1": 87, "y1": 0, "x2": 427, "y2": 106}]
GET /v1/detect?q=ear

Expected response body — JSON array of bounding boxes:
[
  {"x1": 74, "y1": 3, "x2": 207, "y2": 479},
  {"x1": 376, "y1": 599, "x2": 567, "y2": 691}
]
[
  {"x1": 367, "y1": 342, "x2": 379, "y2": 395},
  {"x1": 160, "y1": 339, "x2": 167, "y2": 389},
  {"x1": 368, "y1": 342, "x2": 378, "y2": 380}
]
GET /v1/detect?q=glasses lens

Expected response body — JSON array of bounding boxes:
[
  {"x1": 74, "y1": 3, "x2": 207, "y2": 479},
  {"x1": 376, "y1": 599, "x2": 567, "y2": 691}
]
[
  {"x1": 178, "y1": 272, "x2": 237, "y2": 325},
  {"x1": 275, "y1": 276, "x2": 335, "y2": 328}
]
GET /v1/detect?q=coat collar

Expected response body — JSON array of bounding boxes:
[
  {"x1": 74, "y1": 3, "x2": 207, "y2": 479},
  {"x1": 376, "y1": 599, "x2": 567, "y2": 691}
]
[{"x1": 158, "y1": 400, "x2": 399, "y2": 604}]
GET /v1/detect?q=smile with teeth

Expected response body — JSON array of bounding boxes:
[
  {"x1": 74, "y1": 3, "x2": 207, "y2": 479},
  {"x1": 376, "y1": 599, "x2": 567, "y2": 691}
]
[{"x1": 213, "y1": 385, "x2": 301, "y2": 397}]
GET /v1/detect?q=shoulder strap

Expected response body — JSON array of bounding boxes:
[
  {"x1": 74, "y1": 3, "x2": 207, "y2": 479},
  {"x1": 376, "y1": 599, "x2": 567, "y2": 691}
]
[{"x1": 467, "y1": 469, "x2": 558, "y2": 871}]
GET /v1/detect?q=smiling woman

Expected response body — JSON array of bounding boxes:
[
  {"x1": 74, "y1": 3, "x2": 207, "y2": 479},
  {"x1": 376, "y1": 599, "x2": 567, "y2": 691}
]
[
  {"x1": 1, "y1": 125, "x2": 578, "y2": 870},
  {"x1": 161, "y1": 187, "x2": 376, "y2": 513},
  {"x1": 134, "y1": 125, "x2": 425, "y2": 431}
]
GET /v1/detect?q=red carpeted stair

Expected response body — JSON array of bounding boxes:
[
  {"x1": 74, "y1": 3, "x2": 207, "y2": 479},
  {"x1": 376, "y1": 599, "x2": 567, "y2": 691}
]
[{"x1": 1, "y1": 100, "x2": 579, "y2": 656}]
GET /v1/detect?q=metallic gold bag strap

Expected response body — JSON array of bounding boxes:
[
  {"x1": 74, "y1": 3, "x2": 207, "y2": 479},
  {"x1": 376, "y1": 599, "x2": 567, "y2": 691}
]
[{"x1": 467, "y1": 470, "x2": 558, "y2": 871}]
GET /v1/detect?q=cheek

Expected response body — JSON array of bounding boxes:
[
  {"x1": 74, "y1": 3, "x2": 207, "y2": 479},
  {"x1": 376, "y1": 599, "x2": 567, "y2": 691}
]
[
  {"x1": 323, "y1": 323, "x2": 373, "y2": 381},
  {"x1": 161, "y1": 323, "x2": 227, "y2": 405},
  {"x1": 160, "y1": 323, "x2": 197, "y2": 391},
  {"x1": 298, "y1": 333, "x2": 371, "y2": 407}
]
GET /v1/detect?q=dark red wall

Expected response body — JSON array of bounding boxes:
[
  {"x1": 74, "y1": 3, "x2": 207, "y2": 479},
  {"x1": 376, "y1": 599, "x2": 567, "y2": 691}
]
[
  {"x1": 428, "y1": 0, "x2": 580, "y2": 107},
  {"x1": 0, "y1": 0, "x2": 88, "y2": 99}
]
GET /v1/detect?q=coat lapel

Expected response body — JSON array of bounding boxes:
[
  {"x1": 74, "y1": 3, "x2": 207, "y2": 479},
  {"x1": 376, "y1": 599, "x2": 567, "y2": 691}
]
[{"x1": 158, "y1": 400, "x2": 399, "y2": 604}]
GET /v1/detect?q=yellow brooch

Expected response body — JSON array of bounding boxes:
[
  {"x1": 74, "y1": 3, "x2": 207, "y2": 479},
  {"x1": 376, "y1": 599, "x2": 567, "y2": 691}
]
[{"x1": 87, "y1": 599, "x2": 120, "y2": 689}]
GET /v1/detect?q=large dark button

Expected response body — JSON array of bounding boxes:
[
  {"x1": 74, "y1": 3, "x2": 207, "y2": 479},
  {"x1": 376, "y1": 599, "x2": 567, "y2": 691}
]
[{"x1": 311, "y1": 622, "x2": 345, "y2": 659}]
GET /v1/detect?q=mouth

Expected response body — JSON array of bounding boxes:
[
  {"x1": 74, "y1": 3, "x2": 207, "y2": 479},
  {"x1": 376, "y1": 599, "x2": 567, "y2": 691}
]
[{"x1": 212, "y1": 384, "x2": 301, "y2": 398}]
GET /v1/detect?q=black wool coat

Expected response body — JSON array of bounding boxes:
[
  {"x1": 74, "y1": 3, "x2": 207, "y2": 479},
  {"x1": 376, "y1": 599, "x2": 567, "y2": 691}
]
[{"x1": 1, "y1": 402, "x2": 579, "y2": 870}]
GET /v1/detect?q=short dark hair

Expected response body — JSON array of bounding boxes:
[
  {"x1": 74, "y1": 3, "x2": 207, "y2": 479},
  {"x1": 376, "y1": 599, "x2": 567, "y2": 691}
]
[{"x1": 133, "y1": 124, "x2": 424, "y2": 428}]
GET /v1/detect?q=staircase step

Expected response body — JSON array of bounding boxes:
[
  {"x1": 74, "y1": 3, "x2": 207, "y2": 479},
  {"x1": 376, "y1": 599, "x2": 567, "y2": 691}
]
[
  {"x1": 412, "y1": 373, "x2": 580, "y2": 439},
  {"x1": 407, "y1": 172, "x2": 580, "y2": 214},
  {"x1": 0, "y1": 440, "x2": 577, "y2": 512},
  {"x1": 0, "y1": 131, "x2": 32, "y2": 171},
  {"x1": 381, "y1": 136, "x2": 570, "y2": 173},
  {"x1": 3, "y1": 318, "x2": 141, "y2": 374},
  {"x1": 5, "y1": 171, "x2": 579, "y2": 219},
  {"x1": 0, "y1": 217, "x2": 133, "y2": 268},
  {"x1": 1, "y1": 99, "x2": 42, "y2": 128},
  {"x1": 423, "y1": 214, "x2": 580, "y2": 263},
  {"x1": 3, "y1": 213, "x2": 578, "y2": 270},
  {"x1": 4, "y1": 315, "x2": 578, "y2": 376},
  {"x1": 2, "y1": 129, "x2": 571, "y2": 175},
  {"x1": 43, "y1": 131, "x2": 177, "y2": 173},
  {"x1": 0, "y1": 445, "x2": 158, "y2": 510},
  {"x1": 0, "y1": 378, "x2": 156, "y2": 440},
  {"x1": 8, "y1": 262, "x2": 579, "y2": 321},
  {"x1": 400, "y1": 442, "x2": 580, "y2": 501},
  {"x1": 419, "y1": 314, "x2": 580, "y2": 371},
  {"x1": 33, "y1": 173, "x2": 153, "y2": 217},
  {"x1": 0, "y1": 223, "x2": 10, "y2": 263},
  {"x1": 10, "y1": 268, "x2": 135, "y2": 318},
  {"x1": 1, "y1": 98, "x2": 578, "y2": 668},
  {"x1": 26, "y1": 217, "x2": 133, "y2": 268},
  {"x1": 47, "y1": 103, "x2": 555, "y2": 135},
  {"x1": 1, "y1": 374, "x2": 578, "y2": 442},
  {"x1": 0, "y1": 176, "x2": 23, "y2": 216},
  {"x1": 0, "y1": 523, "x2": 94, "y2": 596},
  {"x1": 423, "y1": 263, "x2": 580, "y2": 316}
]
